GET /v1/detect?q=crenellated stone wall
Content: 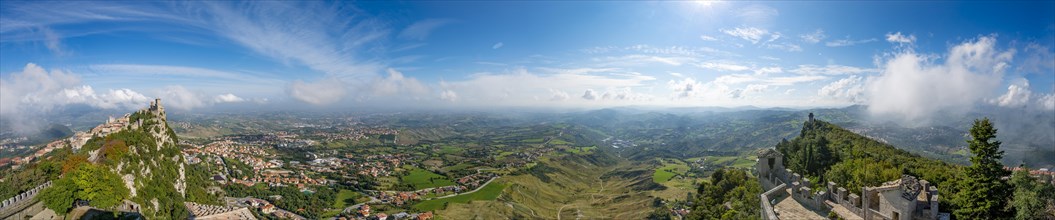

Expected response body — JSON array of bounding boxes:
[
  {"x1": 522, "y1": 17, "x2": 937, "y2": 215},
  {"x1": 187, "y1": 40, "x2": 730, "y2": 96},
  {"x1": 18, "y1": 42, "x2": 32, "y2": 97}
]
[
  {"x1": 0, "y1": 181, "x2": 52, "y2": 219},
  {"x1": 756, "y1": 146, "x2": 942, "y2": 220}
]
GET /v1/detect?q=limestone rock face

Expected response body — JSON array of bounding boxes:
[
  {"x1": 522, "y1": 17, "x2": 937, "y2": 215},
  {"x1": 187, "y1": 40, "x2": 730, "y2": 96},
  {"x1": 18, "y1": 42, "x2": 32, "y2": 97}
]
[{"x1": 95, "y1": 99, "x2": 189, "y2": 218}]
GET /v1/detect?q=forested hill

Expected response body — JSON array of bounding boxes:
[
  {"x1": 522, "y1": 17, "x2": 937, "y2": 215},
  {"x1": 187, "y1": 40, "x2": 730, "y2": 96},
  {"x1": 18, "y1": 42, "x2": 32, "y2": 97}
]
[
  {"x1": 774, "y1": 117, "x2": 962, "y2": 210},
  {"x1": 32, "y1": 103, "x2": 220, "y2": 219}
]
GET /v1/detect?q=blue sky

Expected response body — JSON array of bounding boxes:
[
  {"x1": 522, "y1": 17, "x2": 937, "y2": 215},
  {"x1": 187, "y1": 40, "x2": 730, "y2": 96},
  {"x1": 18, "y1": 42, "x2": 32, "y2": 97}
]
[{"x1": 1, "y1": 1, "x2": 1054, "y2": 120}]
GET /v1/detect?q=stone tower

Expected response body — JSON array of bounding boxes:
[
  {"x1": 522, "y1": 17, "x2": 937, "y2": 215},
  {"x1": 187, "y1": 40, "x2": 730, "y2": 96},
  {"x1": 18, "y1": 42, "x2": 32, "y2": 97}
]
[
  {"x1": 808, "y1": 112, "x2": 815, "y2": 124},
  {"x1": 149, "y1": 98, "x2": 166, "y2": 121}
]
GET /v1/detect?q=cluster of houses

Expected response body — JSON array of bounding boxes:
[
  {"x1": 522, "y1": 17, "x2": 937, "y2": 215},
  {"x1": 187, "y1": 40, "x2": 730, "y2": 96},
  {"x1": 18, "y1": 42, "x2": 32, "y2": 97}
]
[
  {"x1": 457, "y1": 173, "x2": 498, "y2": 188},
  {"x1": 357, "y1": 154, "x2": 412, "y2": 177},
  {"x1": 224, "y1": 197, "x2": 305, "y2": 219},
  {"x1": 1005, "y1": 166, "x2": 1055, "y2": 185},
  {"x1": 1, "y1": 114, "x2": 132, "y2": 169},
  {"x1": 344, "y1": 205, "x2": 434, "y2": 220},
  {"x1": 320, "y1": 126, "x2": 399, "y2": 142}
]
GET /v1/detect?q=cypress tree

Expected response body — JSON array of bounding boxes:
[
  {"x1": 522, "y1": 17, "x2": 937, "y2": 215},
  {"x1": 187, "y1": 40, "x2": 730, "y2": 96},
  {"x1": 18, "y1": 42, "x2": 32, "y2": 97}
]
[{"x1": 954, "y1": 118, "x2": 1011, "y2": 219}]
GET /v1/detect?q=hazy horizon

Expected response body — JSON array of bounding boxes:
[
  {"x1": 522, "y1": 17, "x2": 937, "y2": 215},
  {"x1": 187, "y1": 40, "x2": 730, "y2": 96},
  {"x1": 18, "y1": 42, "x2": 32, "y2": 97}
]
[{"x1": 3, "y1": 1, "x2": 1054, "y2": 132}]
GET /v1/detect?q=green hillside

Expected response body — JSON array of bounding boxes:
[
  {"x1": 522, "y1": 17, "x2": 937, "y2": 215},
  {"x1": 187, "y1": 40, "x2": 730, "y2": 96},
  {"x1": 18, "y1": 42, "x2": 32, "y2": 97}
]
[
  {"x1": 34, "y1": 105, "x2": 219, "y2": 219},
  {"x1": 775, "y1": 119, "x2": 962, "y2": 209}
]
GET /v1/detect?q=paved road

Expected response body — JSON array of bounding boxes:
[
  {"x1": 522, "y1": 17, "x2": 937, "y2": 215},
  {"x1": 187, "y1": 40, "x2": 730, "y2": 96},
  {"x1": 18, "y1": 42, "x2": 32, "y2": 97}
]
[
  {"x1": 426, "y1": 177, "x2": 497, "y2": 200},
  {"x1": 342, "y1": 177, "x2": 499, "y2": 214}
]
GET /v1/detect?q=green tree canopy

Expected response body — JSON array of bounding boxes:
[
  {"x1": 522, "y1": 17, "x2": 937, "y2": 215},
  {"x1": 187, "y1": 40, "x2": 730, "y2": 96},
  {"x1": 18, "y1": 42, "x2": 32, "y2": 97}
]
[
  {"x1": 1009, "y1": 166, "x2": 1055, "y2": 220},
  {"x1": 39, "y1": 164, "x2": 130, "y2": 215},
  {"x1": 954, "y1": 118, "x2": 1011, "y2": 219}
]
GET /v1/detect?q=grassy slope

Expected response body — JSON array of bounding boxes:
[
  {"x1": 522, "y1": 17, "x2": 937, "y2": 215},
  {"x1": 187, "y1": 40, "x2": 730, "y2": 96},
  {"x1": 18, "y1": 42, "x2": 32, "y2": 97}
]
[
  {"x1": 402, "y1": 166, "x2": 456, "y2": 189},
  {"x1": 651, "y1": 159, "x2": 690, "y2": 183},
  {"x1": 413, "y1": 182, "x2": 508, "y2": 211},
  {"x1": 332, "y1": 189, "x2": 367, "y2": 209},
  {"x1": 436, "y1": 154, "x2": 654, "y2": 219}
]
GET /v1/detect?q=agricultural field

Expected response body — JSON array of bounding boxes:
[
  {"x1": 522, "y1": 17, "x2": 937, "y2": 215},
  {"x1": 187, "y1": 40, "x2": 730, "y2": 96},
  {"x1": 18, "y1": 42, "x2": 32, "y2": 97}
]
[
  {"x1": 652, "y1": 158, "x2": 690, "y2": 183},
  {"x1": 414, "y1": 182, "x2": 508, "y2": 211},
  {"x1": 332, "y1": 189, "x2": 368, "y2": 209},
  {"x1": 402, "y1": 166, "x2": 456, "y2": 189},
  {"x1": 566, "y1": 146, "x2": 597, "y2": 155}
]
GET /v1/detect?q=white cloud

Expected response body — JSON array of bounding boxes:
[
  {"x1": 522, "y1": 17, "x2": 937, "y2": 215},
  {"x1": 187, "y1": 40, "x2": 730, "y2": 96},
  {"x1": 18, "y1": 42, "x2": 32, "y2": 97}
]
[
  {"x1": 744, "y1": 84, "x2": 770, "y2": 96},
  {"x1": 213, "y1": 93, "x2": 246, "y2": 103},
  {"x1": 759, "y1": 56, "x2": 781, "y2": 61},
  {"x1": 754, "y1": 67, "x2": 783, "y2": 75},
  {"x1": 582, "y1": 89, "x2": 598, "y2": 100},
  {"x1": 993, "y1": 82, "x2": 1031, "y2": 108},
  {"x1": 765, "y1": 43, "x2": 802, "y2": 52},
  {"x1": 40, "y1": 27, "x2": 67, "y2": 56},
  {"x1": 288, "y1": 78, "x2": 346, "y2": 105},
  {"x1": 800, "y1": 29, "x2": 826, "y2": 44},
  {"x1": 582, "y1": 45, "x2": 735, "y2": 58},
  {"x1": 700, "y1": 35, "x2": 718, "y2": 41},
  {"x1": 199, "y1": 1, "x2": 387, "y2": 78},
  {"x1": 595, "y1": 55, "x2": 696, "y2": 67},
  {"x1": 990, "y1": 79, "x2": 1055, "y2": 110},
  {"x1": 0, "y1": 63, "x2": 154, "y2": 132},
  {"x1": 599, "y1": 87, "x2": 653, "y2": 101},
  {"x1": 867, "y1": 36, "x2": 1014, "y2": 124},
  {"x1": 766, "y1": 32, "x2": 782, "y2": 43},
  {"x1": 398, "y1": 18, "x2": 454, "y2": 40},
  {"x1": 437, "y1": 67, "x2": 655, "y2": 106},
  {"x1": 158, "y1": 85, "x2": 206, "y2": 110},
  {"x1": 492, "y1": 42, "x2": 504, "y2": 49},
  {"x1": 4, "y1": 2, "x2": 418, "y2": 107},
  {"x1": 790, "y1": 64, "x2": 877, "y2": 75},
  {"x1": 721, "y1": 27, "x2": 769, "y2": 44},
  {"x1": 818, "y1": 75, "x2": 865, "y2": 102},
  {"x1": 735, "y1": 4, "x2": 779, "y2": 27},
  {"x1": 90, "y1": 64, "x2": 281, "y2": 85},
  {"x1": 1019, "y1": 43, "x2": 1055, "y2": 75},
  {"x1": 698, "y1": 62, "x2": 750, "y2": 72},
  {"x1": 885, "y1": 32, "x2": 916, "y2": 44},
  {"x1": 440, "y1": 90, "x2": 458, "y2": 102},
  {"x1": 668, "y1": 78, "x2": 704, "y2": 98},
  {"x1": 1038, "y1": 93, "x2": 1055, "y2": 110},
  {"x1": 370, "y1": 68, "x2": 429, "y2": 98},
  {"x1": 825, "y1": 38, "x2": 878, "y2": 47},
  {"x1": 549, "y1": 89, "x2": 570, "y2": 101}
]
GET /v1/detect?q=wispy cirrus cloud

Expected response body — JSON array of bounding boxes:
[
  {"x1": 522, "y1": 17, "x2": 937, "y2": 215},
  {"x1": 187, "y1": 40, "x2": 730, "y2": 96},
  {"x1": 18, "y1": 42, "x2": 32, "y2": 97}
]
[
  {"x1": 790, "y1": 64, "x2": 877, "y2": 75},
  {"x1": 4, "y1": 1, "x2": 396, "y2": 104},
  {"x1": 825, "y1": 38, "x2": 878, "y2": 47},
  {"x1": 800, "y1": 29, "x2": 826, "y2": 44},
  {"x1": 885, "y1": 32, "x2": 916, "y2": 44},
  {"x1": 89, "y1": 64, "x2": 280, "y2": 84},
  {"x1": 399, "y1": 18, "x2": 455, "y2": 40},
  {"x1": 721, "y1": 27, "x2": 769, "y2": 44}
]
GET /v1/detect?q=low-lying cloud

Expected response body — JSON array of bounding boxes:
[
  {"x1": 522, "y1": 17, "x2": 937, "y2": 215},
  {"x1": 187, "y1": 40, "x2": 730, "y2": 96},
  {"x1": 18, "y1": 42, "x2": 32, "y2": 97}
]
[
  {"x1": 0, "y1": 63, "x2": 150, "y2": 133},
  {"x1": 287, "y1": 78, "x2": 346, "y2": 105},
  {"x1": 866, "y1": 36, "x2": 1014, "y2": 125}
]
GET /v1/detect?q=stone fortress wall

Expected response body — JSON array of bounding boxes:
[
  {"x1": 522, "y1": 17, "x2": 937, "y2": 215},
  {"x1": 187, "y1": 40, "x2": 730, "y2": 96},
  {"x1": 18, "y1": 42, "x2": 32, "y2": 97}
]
[
  {"x1": 1, "y1": 98, "x2": 171, "y2": 219},
  {"x1": 0, "y1": 181, "x2": 51, "y2": 219},
  {"x1": 756, "y1": 114, "x2": 941, "y2": 220}
]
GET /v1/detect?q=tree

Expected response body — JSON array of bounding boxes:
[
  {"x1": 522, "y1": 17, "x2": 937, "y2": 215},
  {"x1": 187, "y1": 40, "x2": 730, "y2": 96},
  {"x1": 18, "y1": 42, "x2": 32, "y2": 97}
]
[
  {"x1": 39, "y1": 177, "x2": 76, "y2": 215},
  {"x1": 954, "y1": 118, "x2": 1011, "y2": 219},
  {"x1": 40, "y1": 164, "x2": 130, "y2": 215},
  {"x1": 1009, "y1": 166, "x2": 1055, "y2": 220},
  {"x1": 68, "y1": 164, "x2": 130, "y2": 209}
]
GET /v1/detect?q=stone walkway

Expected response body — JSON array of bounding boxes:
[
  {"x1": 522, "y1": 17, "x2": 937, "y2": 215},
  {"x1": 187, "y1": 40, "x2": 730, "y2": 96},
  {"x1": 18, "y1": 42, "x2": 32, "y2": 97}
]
[
  {"x1": 825, "y1": 201, "x2": 864, "y2": 220},
  {"x1": 771, "y1": 188, "x2": 827, "y2": 220}
]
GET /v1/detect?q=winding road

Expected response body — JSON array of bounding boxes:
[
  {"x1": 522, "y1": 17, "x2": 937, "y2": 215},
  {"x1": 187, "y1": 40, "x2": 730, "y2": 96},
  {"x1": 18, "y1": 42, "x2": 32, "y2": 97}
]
[{"x1": 342, "y1": 177, "x2": 498, "y2": 214}]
